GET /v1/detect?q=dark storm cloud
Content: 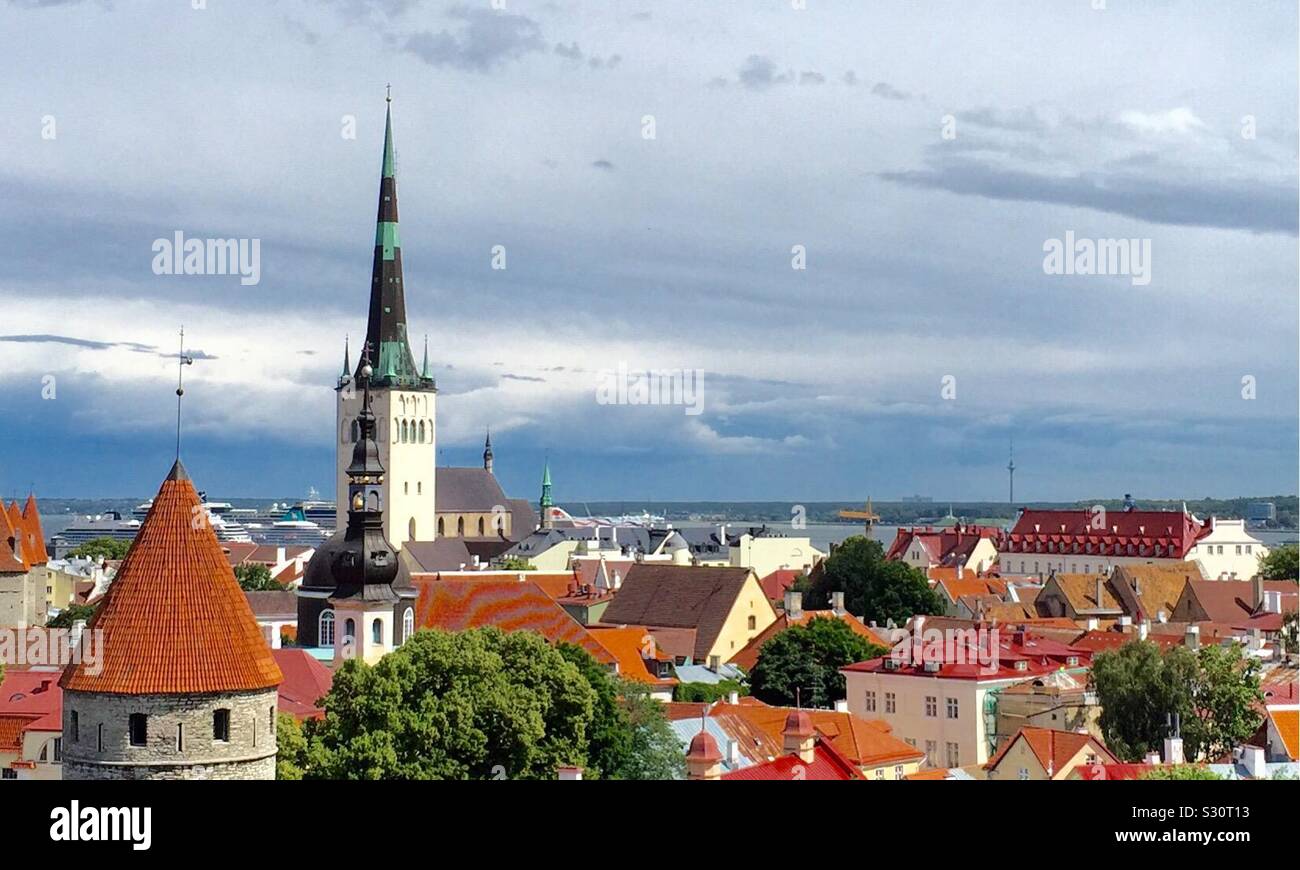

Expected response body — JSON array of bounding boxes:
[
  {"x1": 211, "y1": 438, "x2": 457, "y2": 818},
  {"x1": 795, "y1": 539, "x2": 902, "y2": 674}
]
[
  {"x1": 880, "y1": 158, "x2": 1299, "y2": 235},
  {"x1": 870, "y1": 82, "x2": 912, "y2": 101},
  {"x1": 0, "y1": 334, "x2": 218, "y2": 359}
]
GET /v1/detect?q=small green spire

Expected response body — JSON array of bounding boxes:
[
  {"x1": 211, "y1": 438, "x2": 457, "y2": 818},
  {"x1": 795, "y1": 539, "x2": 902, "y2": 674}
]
[
  {"x1": 540, "y1": 459, "x2": 554, "y2": 529},
  {"x1": 421, "y1": 335, "x2": 431, "y2": 378},
  {"x1": 341, "y1": 334, "x2": 351, "y2": 377},
  {"x1": 382, "y1": 87, "x2": 395, "y2": 179}
]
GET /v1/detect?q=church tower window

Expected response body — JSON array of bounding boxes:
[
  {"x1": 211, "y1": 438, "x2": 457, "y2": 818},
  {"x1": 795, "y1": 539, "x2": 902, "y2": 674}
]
[
  {"x1": 129, "y1": 713, "x2": 147, "y2": 747},
  {"x1": 403, "y1": 607, "x2": 414, "y2": 641},
  {"x1": 319, "y1": 610, "x2": 335, "y2": 646}
]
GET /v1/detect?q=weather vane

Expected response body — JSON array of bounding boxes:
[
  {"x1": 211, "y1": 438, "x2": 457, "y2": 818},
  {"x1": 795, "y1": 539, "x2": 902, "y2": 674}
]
[{"x1": 175, "y1": 326, "x2": 195, "y2": 460}]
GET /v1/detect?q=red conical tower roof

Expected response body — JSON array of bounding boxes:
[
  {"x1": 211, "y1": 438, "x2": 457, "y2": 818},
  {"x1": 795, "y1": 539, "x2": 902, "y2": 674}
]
[{"x1": 61, "y1": 460, "x2": 282, "y2": 695}]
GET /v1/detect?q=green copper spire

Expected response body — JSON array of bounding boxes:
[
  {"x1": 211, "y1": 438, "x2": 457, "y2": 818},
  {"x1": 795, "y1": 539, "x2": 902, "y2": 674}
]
[
  {"x1": 363, "y1": 87, "x2": 428, "y2": 391},
  {"x1": 341, "y1": 334, "x2": 351, "y2": 378},
  {"x1": 382, "y1": 85, "x2": 396, "y2": 179},
  {"x1": 540, "y1": 460, "x2": 554, "y2": 529},
  {"x1": 421, "y1": 335, "x2": 431, "y2": 379}
]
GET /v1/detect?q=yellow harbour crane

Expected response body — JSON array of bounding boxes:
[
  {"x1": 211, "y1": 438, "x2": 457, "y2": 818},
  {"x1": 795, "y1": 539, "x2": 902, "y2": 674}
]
[{"x1": 838, "y1": 497, "x2": 881, "y2": 535}]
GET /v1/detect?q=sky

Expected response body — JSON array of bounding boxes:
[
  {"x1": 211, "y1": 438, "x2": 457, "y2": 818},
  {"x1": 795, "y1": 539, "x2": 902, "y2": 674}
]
[{"x1": 0, "y1": 0, "x2": 1296, "y2": 504}]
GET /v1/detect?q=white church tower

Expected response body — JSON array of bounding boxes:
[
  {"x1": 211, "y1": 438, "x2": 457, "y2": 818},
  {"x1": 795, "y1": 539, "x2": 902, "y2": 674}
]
[{"x1": 335, "y1": 92, "x2": 436, "y2": 550}]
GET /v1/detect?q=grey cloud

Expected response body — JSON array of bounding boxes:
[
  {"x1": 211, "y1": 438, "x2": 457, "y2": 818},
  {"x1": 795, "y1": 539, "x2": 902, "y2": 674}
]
[
  {"x1": 0, "y1": 334, "x2": 218, "y2": 359},
  {"x1": 879, "y1": 158, "x2": 1299, "y2": 235},
  {"x1": 957, "y1": 106, "x2": 1048, "y2": 132},
  {"x1": 403, "y1": 6, "x2": 544, "y2": 72},
  {"x1": 591, "y1": 159, "x2": 614, "y2": 171},
  {"x1": 799, "y1": 71, "x2": 825, "y2": 86},
  {"x1": 737, "y1": 55, "x2": 792, "y2": 90},
  {"x1": 842, "y1": 70, "x2": 858, "y2": 86},
  {"x1": 554, "y1": 41, "x2": 582, "y2": 60},
  {"x1": 500, "y1": 373, "x2": 545, "y2": 382},
  {"x1": 871, "y1": 82, "x2": 911, "y2": 101}
]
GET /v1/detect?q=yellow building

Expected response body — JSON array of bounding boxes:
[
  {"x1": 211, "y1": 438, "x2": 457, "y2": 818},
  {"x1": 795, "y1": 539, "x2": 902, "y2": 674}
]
[{"x1": 984, "y1": 726, "x2": 1117, "y2": 780}]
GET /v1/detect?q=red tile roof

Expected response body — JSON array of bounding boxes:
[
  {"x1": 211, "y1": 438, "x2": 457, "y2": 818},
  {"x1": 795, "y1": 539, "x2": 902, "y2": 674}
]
[
  {"x1": 411, "y1": 578, "x2": 616, "y2": 665},
  {"x1": 1002, "y1": 509, "x2": 1202, "y2": 559},
  {"x1": 758, "y1": 569, "x2": 802, "y2": 602},
  {"x1": 0, "y1": 670, "x2": 64, "y2": 751},
  {"x1": 0, "y1": 503, "x2": 27, "y2": 574},
  {"x1": 1269, "y1": 709, "x2": 1298, "y2": 762},
  {"x1": 60, "y1": 461, "x2": 283, "y2": 695},
  {"x1": 721, "y1": 737, "x2": 867, "y2": 780},
  {"x1": 886, "y1": 525, "x2": 1001, "y2": 565},
  {"x1": 1177, "y1": 580, "x2": 1297, "y2": 632},
  {"x1": 842, "y1": 625, "x2": 1088, "y2": 681},
  {"x1": 586, "y1": 625, "x2": 676, "y2": 687},
  {"x1": 411, "y1": 570, "x2": 583, "y2": 602},
  {"x1": 711, "y1": 702, "x2": 923, "y2": 768},
  {"x1": 986, "y1": 726, "x2": 1117, "y2": 775},
  {"x1": 272, "y1": 649, "x2": 333, "y2": 721}
]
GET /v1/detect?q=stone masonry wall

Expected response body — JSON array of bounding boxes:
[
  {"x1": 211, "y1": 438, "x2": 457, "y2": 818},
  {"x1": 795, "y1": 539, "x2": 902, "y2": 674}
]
[{"x1": 62, "y1": 688, "x2": 278, "y2": 781}]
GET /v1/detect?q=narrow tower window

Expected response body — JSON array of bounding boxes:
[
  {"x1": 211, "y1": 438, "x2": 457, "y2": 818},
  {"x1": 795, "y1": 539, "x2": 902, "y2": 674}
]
[
  {"x1": 319, "y1": 610, "x2": 335, "y2": 646},
  {"x1": 372, "y1": 618, "x2": 384, "y2": 645},
  {"x1": 403, "y1": 607, "x2": 414, "y2": 642},
  {"x1": 213, "y1": 709, "x2": 231, "y2": 742},
  {"x1": 129, "y1": 713, "x2": 148, "y2": 747}
]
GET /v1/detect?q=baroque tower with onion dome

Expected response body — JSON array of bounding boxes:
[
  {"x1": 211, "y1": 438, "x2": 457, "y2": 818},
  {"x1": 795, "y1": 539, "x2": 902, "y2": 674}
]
[
  {"x1": 335, "y1": 91, "x2": 436, "y2": 550},
  {"x1": 60, "y1": 460, "x2": 283, "y2": 780}
]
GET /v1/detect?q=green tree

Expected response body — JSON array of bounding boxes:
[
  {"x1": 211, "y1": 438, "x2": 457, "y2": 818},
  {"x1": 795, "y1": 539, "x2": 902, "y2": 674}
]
[
  {"x1": 557, "y1": 643, "x2": 683, "y2": 780},
  {"x1": 496, "y1": 557, "x2": 536, "y2": 571},
  {"x1": 1139, "y1": 765, "x2": 1222, "y2": 781},
  {"x1": 1258, "y1": 544, "x2": 1298, "y2": 582},
  {"x1": 234, "y1": 563, "x2": 284, "y2": 591},
  {"x1": 749, "y1": 617, "x2": 886, "y2": 708},
  {"x1": 1282, "y1": 611, "x2": 1298, "y2": 656},
  {"x1": 1091, "y1": 640, "x2": 1262, "y2": 762},
  {"x1": 306, "y1": 627, "x2": 596, "y2": 779},
  {"x1": 68, "y1": 537, "x2": 130, "y2": 561},
  {"x1": 276, "y1": 713, "x2": 308, "y2": 780},
  {"x1": 807, "y1": 536, "x2": 941, "y2": 625},
  {"x1": 673, "y1": 679, "x2": 748, "y2": 703},
  {"x1": 47, "y1": 603, "x2": 97, "y2": 628}
]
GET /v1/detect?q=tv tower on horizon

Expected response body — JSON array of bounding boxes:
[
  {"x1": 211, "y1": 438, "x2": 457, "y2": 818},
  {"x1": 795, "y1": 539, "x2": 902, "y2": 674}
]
[{"x1": 1007, "y1": 438, "x2": 1016, "y2": 506}]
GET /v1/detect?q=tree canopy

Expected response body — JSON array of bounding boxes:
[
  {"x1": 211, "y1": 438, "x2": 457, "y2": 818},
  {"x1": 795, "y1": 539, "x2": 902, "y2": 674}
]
[
  {"x1": 47, "y1": 603, "x2": 97, "y2": 629},
  {"x1": 1138, "y1": 765, "x2": 1222, "y2": 781},
  {"x1": 1258, "y1": 544, "x2": 1298, "y2": 582},
  {"x1": 284, "y1": 627, "x2": 683, "y2": 780},
  {"x1": 804, "y1": 535, "x2": 942, "y2": 625},
  {"x1": 749, "y1": 616, "x2": 886, "y2": 708},
  {"x1": 233, "y1": 563, "x2": 284, "y2": 591},
  {"x1": 1090, "y1": 640, "x2": 1262, "y2": 762},
  {"x1": 68, "y1": 537, "x2": 130, "y2": 561}
]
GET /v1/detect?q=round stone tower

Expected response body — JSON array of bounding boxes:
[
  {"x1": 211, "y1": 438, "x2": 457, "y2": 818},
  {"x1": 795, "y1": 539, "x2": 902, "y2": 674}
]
[{"x1": 60, "y1": 459, "x2": 282, "y2": 780}]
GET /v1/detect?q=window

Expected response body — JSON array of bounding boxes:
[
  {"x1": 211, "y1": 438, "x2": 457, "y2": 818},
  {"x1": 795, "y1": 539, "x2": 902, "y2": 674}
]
[
  {"x1": 213, "y1": 709, "x2": 231, "y2": 742},
  {"x1": 946, "y1": 697, "x2": 959, "y2": 719},
  {"x1": 372, "y1": 618, "x2": 384, "y2": 645},
  {"x1": 404, "y1": 482, "x2": 409, "y2": 494},
  {"x1": 874, "y1": 767, "x2": 884, "y2": 779},
  {"x1": 478, "y1": 517, "x2": 486, "y2": 536},
  {"x1": 905, "y1": 737, "x2": 916, "y2": 747},
  {"x1": 1235, "y1": 545, "x2": 1242, "y2": 555},
  {"x1": 408, "y1": 517, "x2": 416, "y2": 540},
  {"x1": 945, "y1": 742, "x2": 959, "y2": 767},
  {"x1": 1018, "y1": 767, "x2": 1029, "y2": 780},
  {"x1": 747, "y1": 615, "x2": 756, "y2": 630},
  {"x1": 129, "y1": 713, "x2": 147, "y2": 747},
  {"x1": 319, "y1": 610, "x2": 336, "y2": 646},
  {"x1": 885, "y1": 692, "x2": 896, "y2": 714},
  {"x1": 437, "y1": 517, "x2": 445, "y2": 536},
  {"x1": 1246, "y1": 545, "x2": 1252, "y2": 554},
  {"x1": 894, "y1": 765, "x2": 904, "y2": 780},
  {"x1": 70, "y1": 711, "x2": 79, "y2": 743},
  {"x1": 457, "y1": 517, "x2": 465, "y2": 536},
  {"x1": 270, "y1": 707, "x2": 276, "y2": 734},
  {"x1": 97, "y1": 723, "x2": 103, "y2": 752},
  {"x1": 925, "y1": 740, "x2": 936, "y2": 766},
  {"x1": 417, "y1": 482, "x2": 422, "y2": 494},
  {"x1": 403, "y1": 607, "x2": 414, "y2": 642},
  {"x1": 924, "y1": 695, "x2": 937, "y2": 717},
  {"x1": 1, "y1": 769, "x2": 15, "y2": 779},
  {"x1": 864, "y1": 691, "x2": 876, "y2": 713},
  {"x1": 177, "y1": 723, "x2": 184, "y2": 751},
  {"x1": 39, "y1": 738, "x2": 61, "y2": 762}
]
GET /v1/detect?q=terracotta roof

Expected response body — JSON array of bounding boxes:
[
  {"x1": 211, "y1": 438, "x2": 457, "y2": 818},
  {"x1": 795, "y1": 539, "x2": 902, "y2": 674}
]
[
  {"x1": 986, "y1": 726, "x2": 1117, "y2": 775},
  {"x1": 937, "y1": 575, "x2": 1008, "y2": 601},
  {"x1": 60, "y1": 461, "x2": 283, "y2": 695},
  {"x1": 1269, "y1": 709, "x2": 1298, "y2": 761},
  {"x1": 601, "y1": 564, "x2": 766, "y2": 661},
  {"x1": 1176, "y1": 580, "x2": 1297, "y2": 631},
  {"x1": 758, "y1": 569, "x2": 801, "y2": 601},
  {"x1": 586, "y1": 625, "x2": 676, "y2": 686},
  {"x1": 729, "y1": 611, "x2": 889, "y2": 672},
  {"x1": 220, "y1": 541, "x2": 260, "y2": 566},
  {"x1": 0, "y1": 670, "x2": 64, "y2": 751},
  {"x1": 273, "y1": 649, "x2": 333, "y2": 720},
  {"x1": 412, "y1": 570, "x2": 582, "y2": 601},
  {"x1": 411, "y1": 577, "x2": 616, "y2": 665},
  {"x1": 17, "y1": 495, "x2": 48, "y2": 566},
  {"x1": 721, "y1": 737, "x2": 866, "y2": 780},
  {"x1": 573, "y1": 557, "x2": 634, "y2": 590},
  {"x1": 1077, "y1": 762, "x2": 1154, "y2": 781},
  {"x1": 1003, "y1": 509, "x2": 1202, "y2": 559},
  {"x1": 887, "y1": 525, "x2": 1001, "y2": 564},
  {"x1": 711, "y1": 702, "x2": 923, "y2": 768},
  {"x1": 0, "y1": 504, "x2": 26, "y2": 573},
  {"x1": 1070, "y1": 629, "x2": 1180, "y2": 652},
  {"x1": 1042, "y1": 573, "x2": 1123, "y2": 615}
]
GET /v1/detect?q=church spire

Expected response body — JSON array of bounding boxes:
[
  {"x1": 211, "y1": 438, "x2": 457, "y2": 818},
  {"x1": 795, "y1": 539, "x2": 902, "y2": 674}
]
[
  {"x1": 540, "y1": 460, "x2": 554, "y2": 530},
  {"x1": 365, "y1": 89, "x2": 426, "y2": 390},
  {"x1": 340, "y1": 334, "x2": 352, "y2": 384},
  {"x1": 483, "y1": 429, "x2": 494, "y2": 473}
]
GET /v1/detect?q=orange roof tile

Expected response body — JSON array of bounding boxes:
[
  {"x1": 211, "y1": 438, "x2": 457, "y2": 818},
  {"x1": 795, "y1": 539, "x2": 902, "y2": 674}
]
[
  {"x1": 1270, "y1": 709, "x2": 1298, "y2": 761},
  {"x1": 709, "y1": 702, "x2": 923, "y2": 768},
  {"x1": 19, "y1": 495, "x2": 49, "y2": 565},
  {"x1": 412, "y1": 570, "x2": 582, "y2": 601},
  {"x1": 411, "y1": 577, "x2": 616, "y2": 665},
  {"x1": 587, "y1": 625, "x2": 676, "y2": 686},
  {"x1": 986, "y1": 726, "x2": 1117, "y2": 775},
  {"x1": 60, "y1": 461, "x2": 282, "y2": 695}
]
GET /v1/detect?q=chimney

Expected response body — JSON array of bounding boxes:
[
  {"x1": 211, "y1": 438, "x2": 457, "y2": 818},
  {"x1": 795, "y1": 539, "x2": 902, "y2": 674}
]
[
  {"x1": 1138, "y1": 621, "x2": 1149, "y2": 641},
  {"x1": 1184, "y1": 625, "x2": 1200, "y2": 650},
  {"x1": 725, "y1": 739, "x2": 739, "y2": 768},
  {"x1": 1144, "y1": 751, "x2": 1161, "y2": 765},
  {"x1": 69, "y1": 619, "x2": 86, "y2": 653},
  {"x1": 612, "y1": 570, "x2": 622, "y2": 590},
  {"x1": 1252, "y1": 575, "x2": 1265, "y2": 612},
  {"x1": 784, "y1": 590, "x2": 803, "y2": 620},
  {"x1": 957, "y1": 562, "x2": 964, "y2": 580},
  {"x1": 1086, "y1": 617, "x2": 1099, "y2": 631},
  {"x1": 708, "y1": 654, "x2": 721, "y2": 673},
  {"x1": 1240, "y1": 745, "x2": 1267, "y2": 779},
  {"x1": 834, "y1": 698, "x2": 849, "y2": 713},
  {"x1": 1163, "y1": 736, "x2": 1184, "y2": 765},
  {"x1": 727, "y1": 690, "x2": 739, "y2": 705},
  {"x1": 830, "y1": 591, "x2": 846, "y2": 617},
  {"x1": 782, "y1": 711, "x2": 816, "y2": 764},
  {"x1": 1118, "y1": 615, "x2": 1132, "y2": 633},
  {"x1": 471, "y1": 554, "x2": 480, "y2": 568},
  {"x1": 1094, "y1": 577, "x2": 1105, "y2": 609},
  {"x1": 557, "y1": 766, "x2": 583, "y2": 781}
]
